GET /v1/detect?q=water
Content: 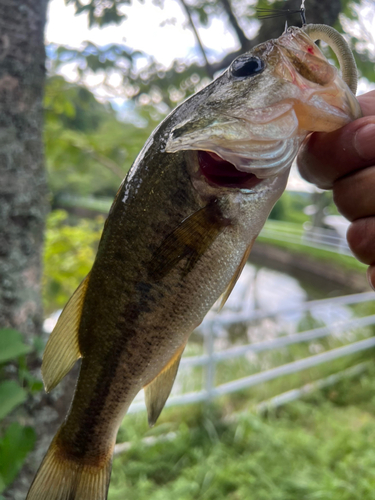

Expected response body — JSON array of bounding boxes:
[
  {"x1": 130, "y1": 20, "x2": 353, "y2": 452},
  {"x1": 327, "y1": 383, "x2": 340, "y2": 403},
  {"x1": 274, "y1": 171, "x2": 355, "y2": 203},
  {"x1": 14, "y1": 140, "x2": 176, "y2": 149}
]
[{"x1": 192, "y1": 262, "x2": 361, "y2": 352}]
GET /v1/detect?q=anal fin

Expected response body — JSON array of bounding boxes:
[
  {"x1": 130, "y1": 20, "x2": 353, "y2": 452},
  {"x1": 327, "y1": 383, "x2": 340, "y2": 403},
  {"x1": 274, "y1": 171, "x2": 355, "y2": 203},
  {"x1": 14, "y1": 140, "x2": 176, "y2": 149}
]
[
  {"x1": 144, "y1": 344, "x2": 186, "y2": 427},
  {"x1": 42, "y1": 274, "x2": 90, "y2": 392}
]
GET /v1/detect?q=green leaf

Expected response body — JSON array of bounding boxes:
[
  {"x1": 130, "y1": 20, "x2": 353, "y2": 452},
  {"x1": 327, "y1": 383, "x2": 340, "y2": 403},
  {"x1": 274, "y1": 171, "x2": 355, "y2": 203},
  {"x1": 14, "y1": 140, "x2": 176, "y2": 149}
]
[
  {"x1": 0, "y1": 381, "x2": 27, "y2": 420},
  {"x1": 0, "y1": 329, "x2": 31, "y2": 364},
  {"x1": 18, "y1": 368, "x2": 44, "y2": 394},
  {"x1": 33, "y1": 335, "x2": 45, "y2": 356},
  {"x1": 0, "y1": 423, "x2": 36, "y2": 491}
]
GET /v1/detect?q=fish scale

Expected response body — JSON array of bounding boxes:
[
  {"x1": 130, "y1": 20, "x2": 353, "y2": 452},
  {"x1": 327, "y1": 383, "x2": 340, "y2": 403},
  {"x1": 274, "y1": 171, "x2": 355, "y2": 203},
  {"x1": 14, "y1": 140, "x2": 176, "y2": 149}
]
[{"x1": 27, "y1": 25, "x2": 361, "y2": 500}]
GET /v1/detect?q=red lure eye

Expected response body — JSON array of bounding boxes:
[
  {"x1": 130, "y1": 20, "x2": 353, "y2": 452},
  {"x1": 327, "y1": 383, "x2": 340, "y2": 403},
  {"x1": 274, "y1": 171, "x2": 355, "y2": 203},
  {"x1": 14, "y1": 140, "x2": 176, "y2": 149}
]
[{"x1": 198, "y1": 151, "x2": 263, "y2": 189}]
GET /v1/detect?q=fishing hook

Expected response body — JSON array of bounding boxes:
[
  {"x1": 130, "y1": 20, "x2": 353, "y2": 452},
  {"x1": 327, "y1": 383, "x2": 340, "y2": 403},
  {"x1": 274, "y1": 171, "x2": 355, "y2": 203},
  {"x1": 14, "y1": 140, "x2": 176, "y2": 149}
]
[{"x1": 300, "y1": 0, "x2": 307, "y2": 25}]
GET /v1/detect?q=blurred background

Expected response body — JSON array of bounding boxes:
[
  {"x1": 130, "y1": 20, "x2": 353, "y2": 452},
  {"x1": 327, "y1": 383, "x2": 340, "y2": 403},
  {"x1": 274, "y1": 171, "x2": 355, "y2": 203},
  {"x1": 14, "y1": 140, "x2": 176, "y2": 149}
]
[{"x1": 1, "y1": 0, "x2": 375, "y2": 498}]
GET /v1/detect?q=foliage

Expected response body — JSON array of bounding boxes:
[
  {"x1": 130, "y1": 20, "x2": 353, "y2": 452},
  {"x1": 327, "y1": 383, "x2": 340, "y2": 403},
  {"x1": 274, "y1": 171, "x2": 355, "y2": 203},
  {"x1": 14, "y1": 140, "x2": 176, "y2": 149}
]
[
  {"x1": 270, "y1": 191, "x2": 310, "y2": 225},
  {"x1": 0, "y1": 329, "x2": 31, "y2": 365},
  {"x1": 45, "y1": 75, "x2": 158, "y2": 200},
  {"x1": 0, "y1": 329, "x2": 40, "y2": 493},
  {"x1": 0, "y1": 424, "x2": 36, "y2": 493},
  {"x1": 43, "y1": 210, "x2": 104, "y2": 313},
  {"x1": 48, "y1": 41, "x2": 212, "y2": 109},
  {"x1": 66, "y1": 0, "x2": 127, "y2": 27},
  {"x1": 339, "y1": 0, "x2": 375, "y2": 82}
]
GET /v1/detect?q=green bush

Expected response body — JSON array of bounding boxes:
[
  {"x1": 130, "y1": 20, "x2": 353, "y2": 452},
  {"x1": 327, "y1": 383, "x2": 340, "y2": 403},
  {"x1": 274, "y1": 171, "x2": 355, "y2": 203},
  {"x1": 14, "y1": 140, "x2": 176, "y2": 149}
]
[
  {"x1": 0, "y1": 329, "x2": 39, "y2": 493},
  {"x1": 43, "y1": 210, "x2": 104, "y2": 313}
]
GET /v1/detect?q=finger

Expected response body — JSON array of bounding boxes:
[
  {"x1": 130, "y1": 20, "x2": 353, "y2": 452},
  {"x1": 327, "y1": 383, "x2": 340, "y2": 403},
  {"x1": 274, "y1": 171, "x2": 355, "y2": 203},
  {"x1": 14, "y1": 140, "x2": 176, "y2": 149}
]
[
  {"x1": 357, "y1": 90, "x2": 375, "y2": 116},
  {"x1": 367, "y1": 265, "x2": 375, "y2": 292},
  {"x1": 333, "y1": 165, "x2": 375, "y2": 221},
  {"x1": 297, "y1": 90, "x2": 375, "y2": 189},
  {"x1": 297, "y1": 118, "x2": 375, "y2": 189},
  {"x1": 347, "y1": 217, "x2": 375, "y2": 265}
]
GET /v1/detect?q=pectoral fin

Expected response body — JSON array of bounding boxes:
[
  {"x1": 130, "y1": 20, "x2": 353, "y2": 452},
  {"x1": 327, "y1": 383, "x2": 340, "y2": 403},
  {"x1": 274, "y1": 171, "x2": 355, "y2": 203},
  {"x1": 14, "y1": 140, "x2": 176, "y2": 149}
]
[
  {"x1": 220, "y1": 239, "x2": 255, "y2": 309},
  {"x1": 148, "y1": 199, "x2": 229, "y2": 281},
  {"x1": 144, "y1": 344, "x2": 186, "y2": 427},
  {"x1": 42, "y1": 275, "x2": 90, "y2": 392}
]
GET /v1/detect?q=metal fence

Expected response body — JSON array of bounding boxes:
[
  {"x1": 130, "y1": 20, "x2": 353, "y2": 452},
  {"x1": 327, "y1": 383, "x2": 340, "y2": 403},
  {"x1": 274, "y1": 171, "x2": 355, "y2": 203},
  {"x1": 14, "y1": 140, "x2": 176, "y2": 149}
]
[
  {"x1": 128, "y1": 291, "x2": 375, "y2": 414},
  {"x1": 259, "y1": 219, "x2": 352, "y2": 255}
]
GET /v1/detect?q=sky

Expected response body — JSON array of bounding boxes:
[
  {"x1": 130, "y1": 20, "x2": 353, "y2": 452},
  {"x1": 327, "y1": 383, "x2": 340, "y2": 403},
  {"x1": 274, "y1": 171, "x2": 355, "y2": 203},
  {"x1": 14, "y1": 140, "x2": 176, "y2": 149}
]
[
  {"x1": 45, "y1": 0, "x2": 373, "y2": 193},
  {"x1": 46, "y1": 0, "x2": 240, "y2": 66}
]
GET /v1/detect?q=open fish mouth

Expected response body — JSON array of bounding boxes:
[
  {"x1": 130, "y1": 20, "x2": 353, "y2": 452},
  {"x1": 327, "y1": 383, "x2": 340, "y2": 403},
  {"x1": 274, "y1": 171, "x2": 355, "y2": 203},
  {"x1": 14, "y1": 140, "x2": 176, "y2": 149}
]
[
  {"x1": 166, "y1": 101, "x2": 302, "y2": 179},
  {"x1": 197, "y1": 151, "x2": 263, "y2": 189},
  {"x1": 165, "y1": 27, "x2": 361, "y2": 182}
]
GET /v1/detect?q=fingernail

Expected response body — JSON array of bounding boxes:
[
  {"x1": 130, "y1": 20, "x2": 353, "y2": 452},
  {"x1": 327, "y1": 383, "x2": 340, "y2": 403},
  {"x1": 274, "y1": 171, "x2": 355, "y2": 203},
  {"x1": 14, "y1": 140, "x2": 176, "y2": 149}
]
[
  {"x1": 366, "y1": 266, "x2": 375, "y2": 292},
  {"x1": 355, "y1": 123, "x2": 375, "y2": 160}
]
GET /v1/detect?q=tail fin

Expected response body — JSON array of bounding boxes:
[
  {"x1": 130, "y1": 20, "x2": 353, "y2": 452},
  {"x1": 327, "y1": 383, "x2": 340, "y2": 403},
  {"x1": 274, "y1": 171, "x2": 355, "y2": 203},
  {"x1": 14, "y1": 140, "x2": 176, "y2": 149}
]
[{"x1": 26, "y1": 434, "x2": 113, "y2": 500}]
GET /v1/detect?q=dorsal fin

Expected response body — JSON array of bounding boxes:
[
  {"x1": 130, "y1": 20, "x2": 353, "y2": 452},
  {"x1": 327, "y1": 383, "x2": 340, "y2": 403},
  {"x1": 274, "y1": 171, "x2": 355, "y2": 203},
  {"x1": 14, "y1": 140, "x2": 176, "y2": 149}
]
[
  {"x1": 220, "y1": 239, "x2": 255, "y2": 310},
  {"x1": 144, "y1": 343, "x2": 186, "y2": 427},
  {"x1": 42, "y1": 275, "x2": 90, "y2": 392}
]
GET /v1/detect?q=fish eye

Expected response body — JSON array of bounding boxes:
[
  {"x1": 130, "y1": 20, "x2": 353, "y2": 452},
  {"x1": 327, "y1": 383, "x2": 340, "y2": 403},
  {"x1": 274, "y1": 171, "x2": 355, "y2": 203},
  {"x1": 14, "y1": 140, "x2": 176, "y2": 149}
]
[{"x1": 230, "y1": 56, "x2": 265, "y2": 79}]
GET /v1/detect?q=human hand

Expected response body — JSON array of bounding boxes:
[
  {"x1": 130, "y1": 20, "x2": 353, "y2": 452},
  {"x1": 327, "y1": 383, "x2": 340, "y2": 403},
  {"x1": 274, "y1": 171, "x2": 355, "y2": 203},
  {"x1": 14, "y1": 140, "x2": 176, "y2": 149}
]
[{"x1": 297, "y1": 90, "x2": 375, "y2": 290}]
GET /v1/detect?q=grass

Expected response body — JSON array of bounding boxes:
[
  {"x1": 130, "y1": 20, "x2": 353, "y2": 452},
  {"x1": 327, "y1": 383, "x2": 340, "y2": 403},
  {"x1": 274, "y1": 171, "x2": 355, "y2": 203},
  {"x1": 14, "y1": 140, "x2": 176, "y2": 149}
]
[{"x1": 109, "y1": 362, "x2": 375, "y2": 500}]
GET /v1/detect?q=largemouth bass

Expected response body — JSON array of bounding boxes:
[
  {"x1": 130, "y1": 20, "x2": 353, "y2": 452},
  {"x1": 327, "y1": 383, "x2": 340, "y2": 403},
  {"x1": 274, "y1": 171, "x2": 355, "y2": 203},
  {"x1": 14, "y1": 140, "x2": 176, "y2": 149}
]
[{"x1": 27, "y1": 26, "x2": 361, "y2": 500}]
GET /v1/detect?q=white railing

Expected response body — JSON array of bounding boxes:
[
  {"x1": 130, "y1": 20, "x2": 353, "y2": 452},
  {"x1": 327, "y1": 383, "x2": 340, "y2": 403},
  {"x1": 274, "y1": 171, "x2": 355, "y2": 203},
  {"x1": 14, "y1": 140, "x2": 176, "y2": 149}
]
[
  {"x1": 259, "y1": 220, "x2": 352, "y2": 255},
  {"x1": 128, "y1": 291, "x2": 375, "y2": 414}
]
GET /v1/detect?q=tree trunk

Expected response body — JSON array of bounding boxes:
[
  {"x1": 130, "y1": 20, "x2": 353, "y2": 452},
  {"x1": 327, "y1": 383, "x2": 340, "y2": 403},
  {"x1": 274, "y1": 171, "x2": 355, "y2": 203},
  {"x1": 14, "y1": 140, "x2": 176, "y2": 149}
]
[
  {"x1": 0, "y1": 1, "x2": 48, "y2": 336},
  {"x1": 0, "y1": 2, "x2": 54, "y2": 498}
]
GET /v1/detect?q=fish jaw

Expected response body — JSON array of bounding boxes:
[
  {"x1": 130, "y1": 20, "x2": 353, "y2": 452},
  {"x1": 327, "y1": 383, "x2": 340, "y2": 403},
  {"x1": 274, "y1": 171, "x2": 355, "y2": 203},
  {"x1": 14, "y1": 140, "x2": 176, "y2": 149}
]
[
  {"x1": 165, "y1": 27, "x2": 361, "y2": 180},
  {"x1": 276, "y1": 27, "x2": 362, "y2": 132}
]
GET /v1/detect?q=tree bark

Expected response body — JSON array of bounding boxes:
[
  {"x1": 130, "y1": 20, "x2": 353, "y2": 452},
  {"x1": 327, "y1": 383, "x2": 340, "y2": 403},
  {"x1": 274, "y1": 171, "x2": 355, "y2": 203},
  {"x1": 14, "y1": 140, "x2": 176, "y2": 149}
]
[
  {"x1": 0, "y1": 2, "x2": 54, "y2": 498},
  {"x1": 220, "y1": 0, "x2": 249, "y2": 50},
  {"x1": 0, "y1": 0, "x2": 48, "y2": 336}
]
